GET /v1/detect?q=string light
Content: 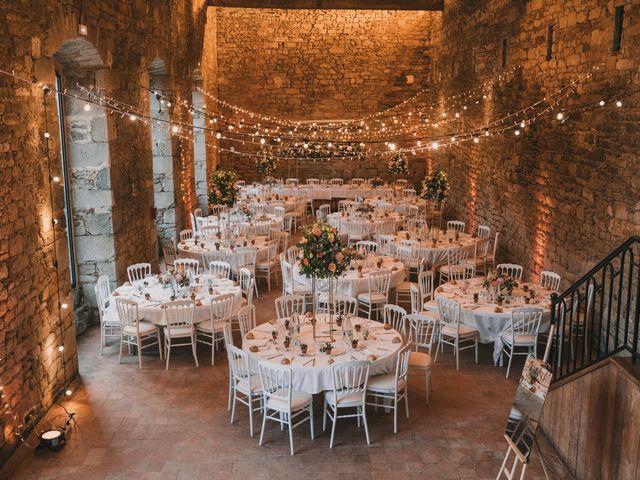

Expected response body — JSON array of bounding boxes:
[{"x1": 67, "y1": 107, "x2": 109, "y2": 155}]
[
  {"x1": 556, "y1": 112, "x2": 564, "y2": 120},
  {"x1": 129, "y1": 114, "x2": 137, "y2": 121},
  {"x1": 616, "y1": 100, "x2": 622, "y2": 107},
  {"x1": 599, "y1": 100, "x2": 605, "y2": 106}
]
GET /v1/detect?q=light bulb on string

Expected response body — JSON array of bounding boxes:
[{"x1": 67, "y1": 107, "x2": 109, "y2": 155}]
[
  {"x1": 259, "y1": 138, "x2": 266, "y2": 145},
  {"x1": 171, "y1": 125, "x2": 180, "y2": 133},
  {"x1": 599, "y1": 100, "x2": 605, "y2": 106},
  {"x1": 60, "y1": 302, "x2": 68, "y2": 309},
  {"x1": 215, "y1": 132, "x2": 222, "y2": 139},
  {"x1": 58, "y1": 345, "x2": 64, "y2": 352},
  {"x1": 431, "y1": 141, "x2": 439, "y2": 150},
  {"x1": 65, "y1": 389, "x2": 72, "y2": 397},
  {"x1": 514, "y1": 129, "x2": 521, "y2": 136},
  {"x1": 616, "y1": 100, "x2": 622, "y2": 107},
  {"x1": 44, "y1": 132, "x2": 50, "y2": 139},
  {"x1": 83, "y1": 104, "x2": 91, "y2": 112},
  {"x1": 51, "y1": 176, "x2": 60, "y2": 183},
  {"x1": 129, "y1": 114, "x2": 137, "y2": 121},
  {"x1": 556, "y1": 112, "x2": 564, "y2": 120}
]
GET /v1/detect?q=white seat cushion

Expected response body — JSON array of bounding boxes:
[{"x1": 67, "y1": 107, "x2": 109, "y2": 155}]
[
  {"x1": 102, "y1": 309, "x2": 120, "y2": 326},
  {"x1": 195, "y1": 320, "x2": 227, "y2": 332},
  {"x1": 396, "y1": 281, "x2": 415, "y2": 292},
  {"x1": 409, "y1": 351, "x2": 432, "y2": 368},
  {"x1": 357, "y1": 292, "x2": 387, "y2": 304},
  {"x1": 266, "y1": 389, "x2": 312, "y2": 412},
  {"x1": 236, "y1": 375, "x2": 263, "y2": 396},
  {"x1": 441, "y1": 323, "x2": 478, "y2": 337},
  {"x1": 423, "y1": 300, "x2": 438, "y2": 312},
  {"x1": 164, "y1": 326, "x2": 194, "y2": 337},
  {"x1": 501, "y1": 332, "x2": 536, "y2": 346},
  {"x1": 325, "y1": 389, "x2": 365, "y2": 407},
  {"x1": 367, "y1": 374, "x2": 405, "y2": 393},
  {"x1": 419, "y1": 310, "x2": 440, "y2": 321},
  {"x1": 123, "y1": 321, "x2": 157, "y2": 336}
]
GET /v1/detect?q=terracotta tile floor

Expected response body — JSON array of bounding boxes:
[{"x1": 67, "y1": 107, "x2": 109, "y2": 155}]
[{"x1": 1, "y1": 284, "x2": 552, "y2": 479}]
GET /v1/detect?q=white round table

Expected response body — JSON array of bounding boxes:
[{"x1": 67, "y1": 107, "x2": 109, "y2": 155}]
[
  {"x1": 107, "y1": 274, "x2": 243, "y2": 325},
  {"x1": 327, "y1": 212, "x2": 405, "y2": 237},
  {"x1": 434, "y1": 277, "x2": 553, "y2": 363},
  {"x1": 391, "y1": 231, "x2": 478, "y2": 267},
  {"x1": 177, "y1": 236, "x2": 270, "y2": 269},
  {"x1": 243, "y1": 314, "x2": 403, "y2": 394},
  {"x1": 293, "y1": 255, "x2": 406, "y2": 297}
]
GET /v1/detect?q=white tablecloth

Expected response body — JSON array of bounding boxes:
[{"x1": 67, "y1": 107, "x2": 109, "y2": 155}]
[
  {"x1": 327, "y1": 212, "x2": 405, "y2": 237},
  {"x1": 107, "y1": 275, "x2": 243, "y2": 325},
  {"x1": 242, "y1": 185, "x2": 399, "y2": 201},
  {"x1": 293, "y1": 255, "x2": 406, "y2": 297},
  {"x1": 178, "y1": 236, "x2": 269, "y2": 269},
  {"x1": 243, "y1": 314, "x2": 403, "y2": 394},
  {"x1": 434, "y1": 278, "x2": 553, "y2": 363},
  {"x1": 391, "y1": 232, "x2": 477, "y2": 267}
]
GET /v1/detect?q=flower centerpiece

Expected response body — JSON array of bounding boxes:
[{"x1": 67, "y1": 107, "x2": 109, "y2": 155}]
[
  {"x1": 256, "y1": 148, "x2": 278, "y2": 181},
  {"x1": 387, "y1": 150, "x2": 409, "y2": 175},
  {"x1": 298, "y1": 222, "x2": 355, "y2": 340},
  {"x1": 420, "y1": 168, "x2": 450, "y2": 204},
  {"x1": 208, "y1": 169, "x2": 239, "y2": 208},
  {"x1": 371, "y1": 176, "x2": 385, "y2": 187},
  {"x1": 482, "y1": 269, "x2": 518, "y2": 297},
  {"x1": 158, "y1": 268, "x2": 191, "y2": 298},
  {"x1": 355, "y1": 203, "x2": 375, "y2": 215}
]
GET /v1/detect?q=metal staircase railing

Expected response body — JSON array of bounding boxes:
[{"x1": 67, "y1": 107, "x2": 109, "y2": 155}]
[{"x1": 549, "y1": 236, "x2": 640, "y2": 382}]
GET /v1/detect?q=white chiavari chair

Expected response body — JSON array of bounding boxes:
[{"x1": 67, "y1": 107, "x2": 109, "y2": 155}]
[
  {"x1": 237, "y1": 304, "x2": 256, "y2": 338},
  {"x1": 275, "y1": 294, "x2": 305, "y2": 320},
  {"x1": 209, "y1": 260, "x2": 231, "y2": 280},
  {"x1": 496, "y1": 263, "x2": 524, "y2": 281},
  {"x1": 486, "y1": 232, "x2": 500, "y2": 268},
  {"x1": 403, "y1": 188, "x2": 416, "y2": 197},
  {"x1": 285, "y1": 178, "x2": 298, "y2": 185},
  {"x1": 351, "y1": 178, "x2": 365, "y2": 186},
  {"x1": 199, "y1": 225, "x2": 218, "y2": 239},
  {"x1": 228, "y1": 344, "x2": 264, "y2": 437},
  {"x1": 330, "y1": 295, "x2": 358, "y2": 317},
  {"x1": 375, "y1": 234, "x2": 395, "y2": 256},
  {"x1": 446, "y1": 220, "x2": 466, "y2": 233},
  {"x1": 418, "y1": 270, "x2": 437, "y2": 312},
  {"x1": 286, "y1": 246, "x2": 300, "y2": 267},
  {"x1": 127, "y1": 263, "x2": 152, "y2": 283},
  {"x1": 355, "y1": 240, "x2": 378, "y2": 254},
  {"x1": 174, "y1": 258, "x2": 200, "y2": 276},
  {"x1": 163, "y1": 299, "x2": 198, "y2": 369},
  {"x1": 162, "y1": 242, "x2": 177, "y2": 270},
  {"x1": 406, "y1": 313, "x2": 437, "y2": 403},
  {"x1": 329, "y1": 178, "x2": 343, "y2": 186},
  {"x1": 256, "y1": 240, "x2": 279, "y2": 292},
  {"x1": 366, "y1": 343, "x2": 411, "y2": 434},
  {"x1": 258, "y1": 362, "x2": 314, "y2": 455},
  {"x1": 95, "y1": 275, "x2": 120, "y2": 354},
  {"x1": 540, "y1": 271, "x2": 561, "y2": 291},
  {"x1": 236, "y1": 247, "x2": 258, "y2": 297},
  {"x1": 477, "y1": 224, "x2": 491, "y2": 239},
  {"x1": 395, "y1": 245, "x2": 418, "y2": 305},
  {"x1": 324, "y1": 360, "x2": 371, "y2": 447},
  {"x1": 500, "y1": 307, "x2": 543, "y2": 378},
  {"x1": 254, "y1": 220, "x2": 273, "y2": 237},
  {"x1": 439, "y1": 247, "x2": 469, "y2": 285},
  {"x1": 357, "y1": 270, "x2": 392, "y2": 320},
  {"x1": 383, "y1": 304, "x2": 407, "y2": 337},
  {"x1": 317, "y1": 204, "x2": 331, "y2": 221},
  {"x1": 116, "y1": 298, "x2": 162, "y2": 369},
  {"x1": 435, "y1": 297, "x2": 479, "y2": 371},
  {"x1": 179, "y1": 229, "x2": 193, "y2": 242},
  {"x1": 273, "y1": 205, "x2": 286, "y2": 218},
  {"x1": 239, "y1": 267, "x2": 255, "y2": 307},
  {"x1": 196, "y1": 293, "x2": 235, "y2": 365}
]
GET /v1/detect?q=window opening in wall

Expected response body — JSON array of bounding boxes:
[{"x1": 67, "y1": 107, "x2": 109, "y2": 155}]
[
  {"x1": 546, "y1": 25, "x2": 554, "y2": 61},
  {"x1": 55, "y1": 71, "x2": 77, "y2": 287},
  {"x1": 612, "y1": 5, "x2": 624, "y2": 52},
  {"x1": 501, "y1": 37, "x2": 508, "y2": 68}
]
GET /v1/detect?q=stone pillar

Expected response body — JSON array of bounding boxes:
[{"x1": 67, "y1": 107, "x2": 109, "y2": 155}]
[
  {"x1": 65, "y1": 94, "x2": 116, "y2": 307},
  {"x1": 192, "y1": 88, "x2": 209, "y2": 211},
  {"x1": 149, "y1": 78, "x2": 177, "y2": 244}
]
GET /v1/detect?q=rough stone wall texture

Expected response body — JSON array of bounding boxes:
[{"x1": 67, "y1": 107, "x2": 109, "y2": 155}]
[
  {"x1": 211, "y1": 7, "x2": 436, "y2": 184},
  {"x1": 0, "y1": 0, "x2": 207, "y2": 463},
  {"x1": 428, "y1": 0, "x2": 640, "y2": 287}
]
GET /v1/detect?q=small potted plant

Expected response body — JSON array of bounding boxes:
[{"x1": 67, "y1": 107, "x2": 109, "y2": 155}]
[
  {"x1": 496, "y1": 294, "x2": 505, "y2": 306},
  {"x1": 473, "y1": 292, "x2": 479, "y2": 304},
  {"x1": 336, "y1": 315, "x2": 343, "y2": 328},
  {"x1": 283, "y1": 336, "x2": 291, "y2": 349},
  {"x1": 300, "y1": 343, "x2": 308, "y2": 355}
]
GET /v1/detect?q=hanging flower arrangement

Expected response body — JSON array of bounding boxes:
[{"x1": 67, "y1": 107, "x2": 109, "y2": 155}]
[
  {"x1": 420, "y1": 168, "x2": 450, "y2": 203},
  {"x1": 297, "y1": 222, "x2": 356, "y2": 279},
  {"x1": 387, "y1": 150, "x2": 409, "y2": 175},
  {"x1": 256, "y1": 148, "x2": 278, "y2": 176},
  {"x1": 278, "y1": 141, "x2": 365, "y2": 160},
  {"x1": 208, "y1": 169, "x2": 239, "y2": 207}
]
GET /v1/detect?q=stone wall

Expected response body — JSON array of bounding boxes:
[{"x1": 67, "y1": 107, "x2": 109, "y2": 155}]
[
  {"x1": 427, "y1": 0, "x2": 640, "y2": 287},
  {"x1": 211, "y1": 7, "x2": 437, "y2": 183},
  {"x1": 0, "y1": 0, "x2": 207, "y2": 463}
]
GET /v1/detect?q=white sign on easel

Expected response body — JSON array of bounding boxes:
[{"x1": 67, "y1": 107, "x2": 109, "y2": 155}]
[{"x1": 496, "y1": 326, "x2": 554, "y2": 480}]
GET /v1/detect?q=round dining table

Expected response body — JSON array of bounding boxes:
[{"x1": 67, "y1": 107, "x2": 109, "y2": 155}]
[
  {"x1": 177, "y1": 235, "x2": 270, "y2": 269},
  {"x1": 391, "y1": 231, "x2": 478, "y2": 267},
  {"x1": 433, "y1": 277, "x2": 553, "y2": 364},
  {"x1": 107, "y1": 274, "x2": 244, "y2": 325},
  {"x1": 327, "y1": 212, "x2": 405, "y2": 237},
  {"x1": 242, "y1": 314, "x2": 404, "y2": 394},
  {"x1": 293, "y1": 254, "x2": 406, "y2": 297}
]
